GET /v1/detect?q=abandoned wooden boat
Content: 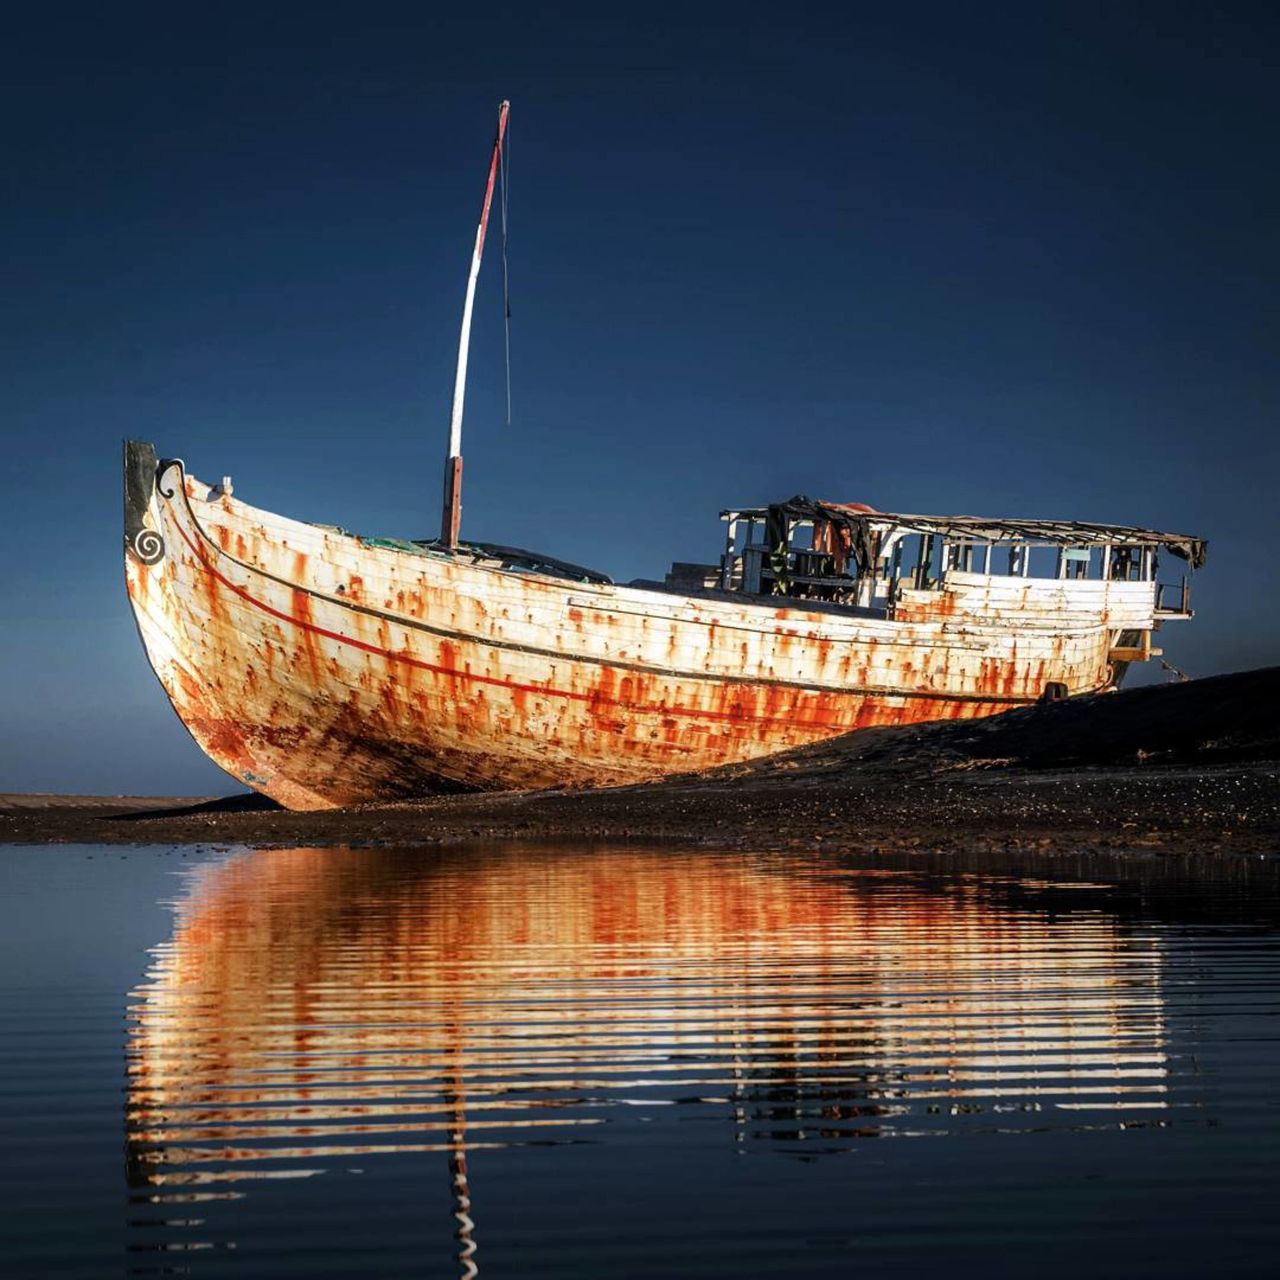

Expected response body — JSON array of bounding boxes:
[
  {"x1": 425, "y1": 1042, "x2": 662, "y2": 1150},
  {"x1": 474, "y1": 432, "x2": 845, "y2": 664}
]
[
  {"x1": 123, "y1": 441, "x2": 1205, "y2": 810},
  {"x1": 121, "y1": 102, "x2": 1208, "y2": 810}
]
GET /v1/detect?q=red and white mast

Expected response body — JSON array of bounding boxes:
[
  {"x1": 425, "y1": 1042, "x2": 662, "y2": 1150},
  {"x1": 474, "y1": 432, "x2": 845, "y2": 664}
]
[{"x1": 441, "y1": 99, "x2": 510, "y2": 548}]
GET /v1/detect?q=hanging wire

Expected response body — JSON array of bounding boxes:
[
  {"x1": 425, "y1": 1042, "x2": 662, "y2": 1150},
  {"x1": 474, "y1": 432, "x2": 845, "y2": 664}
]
[{"x1": 499, "y1": 118, "x2": 512, "y2": 426}]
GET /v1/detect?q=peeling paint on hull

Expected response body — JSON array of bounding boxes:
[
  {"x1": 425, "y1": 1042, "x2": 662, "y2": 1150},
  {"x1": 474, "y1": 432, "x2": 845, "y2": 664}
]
[{"x1": 125, "y1": 452, "x2": 1133, "y2": 811}]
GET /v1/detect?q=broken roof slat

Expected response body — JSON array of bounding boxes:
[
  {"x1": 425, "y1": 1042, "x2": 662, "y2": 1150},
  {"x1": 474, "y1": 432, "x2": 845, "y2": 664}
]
[{"x1": 720, "y1": 498, "x2": 1206, "y2": 568}]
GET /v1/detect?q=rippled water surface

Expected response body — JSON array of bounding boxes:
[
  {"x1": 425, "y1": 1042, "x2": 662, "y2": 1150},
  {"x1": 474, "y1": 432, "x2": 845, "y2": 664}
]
[{"x1": 2, "y1": 842, "x2": 1279, "y2": 1277}]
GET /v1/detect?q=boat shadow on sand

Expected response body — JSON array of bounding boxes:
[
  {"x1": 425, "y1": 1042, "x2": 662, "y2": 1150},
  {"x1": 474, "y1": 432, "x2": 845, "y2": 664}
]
[{"x1": 107, "y1": 793, "x2": 282, "y2": 821}]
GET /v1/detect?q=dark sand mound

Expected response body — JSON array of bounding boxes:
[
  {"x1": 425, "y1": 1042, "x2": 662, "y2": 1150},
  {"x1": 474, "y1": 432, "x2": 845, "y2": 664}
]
[
  {"x1": 3, "y1": 667, "x2": 1277, "y2": 856},
  {"x1": 677, "y1": 664, "x2": 1280, "y2": 784}
]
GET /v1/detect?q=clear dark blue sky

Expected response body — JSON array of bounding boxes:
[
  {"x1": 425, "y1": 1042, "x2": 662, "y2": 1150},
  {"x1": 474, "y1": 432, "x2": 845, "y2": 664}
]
[{"x1": 2, "y1": 2, "x2": 1276, "y2": 795}]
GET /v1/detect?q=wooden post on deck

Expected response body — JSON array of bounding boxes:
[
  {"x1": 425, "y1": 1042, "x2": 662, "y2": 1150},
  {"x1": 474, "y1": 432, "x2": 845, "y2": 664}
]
[{"x1": 441, "y1": 455, "x2": 464, "y2": 547}]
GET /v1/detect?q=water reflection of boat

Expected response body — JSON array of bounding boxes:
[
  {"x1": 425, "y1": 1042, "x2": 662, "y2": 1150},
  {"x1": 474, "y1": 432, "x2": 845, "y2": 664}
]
[{"x1": 126, "y1": 846, "x2": 1169, "y2": 1265}]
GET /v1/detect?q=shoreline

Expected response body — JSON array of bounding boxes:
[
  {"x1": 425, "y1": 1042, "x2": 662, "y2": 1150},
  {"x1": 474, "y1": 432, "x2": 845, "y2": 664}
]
[
  {"x1": 3, "y1": 758, "x2": 1275, "y2": 858},
  {"x1": 6, "y1": 669, "x2": 1277, "y2": 858}
]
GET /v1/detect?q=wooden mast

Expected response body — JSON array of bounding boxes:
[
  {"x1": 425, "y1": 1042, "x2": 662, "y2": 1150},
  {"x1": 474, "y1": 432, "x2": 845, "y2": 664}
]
[{"x1": 442, "y1": 100, "x2": 510, "y2": 548}]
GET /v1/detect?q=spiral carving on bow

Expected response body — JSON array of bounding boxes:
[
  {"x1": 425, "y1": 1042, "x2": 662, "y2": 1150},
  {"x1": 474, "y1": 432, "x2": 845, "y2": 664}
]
[{"x1": 130, "y1": 527, "x2": 166, "y2": 565}]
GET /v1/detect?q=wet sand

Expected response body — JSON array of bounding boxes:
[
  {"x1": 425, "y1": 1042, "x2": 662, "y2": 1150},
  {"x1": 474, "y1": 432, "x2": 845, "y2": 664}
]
[{"x1": 4, "y1": 668, "x2": 1278, "y2": 856}]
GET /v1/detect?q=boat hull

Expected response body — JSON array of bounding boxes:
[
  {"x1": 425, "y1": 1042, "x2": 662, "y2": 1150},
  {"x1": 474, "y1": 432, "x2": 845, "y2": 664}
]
[{"x1": 123, "y1": 444, "x2": 1137, "y2": 810}]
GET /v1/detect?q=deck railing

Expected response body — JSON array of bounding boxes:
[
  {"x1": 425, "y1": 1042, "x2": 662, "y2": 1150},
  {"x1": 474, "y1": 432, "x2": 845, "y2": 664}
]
[{"x1": 1155, "y1": 578, "x2": 1191, "y2": 615}]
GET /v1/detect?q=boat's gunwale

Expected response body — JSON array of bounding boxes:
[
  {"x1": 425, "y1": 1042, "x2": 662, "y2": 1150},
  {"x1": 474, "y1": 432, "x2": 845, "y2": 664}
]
[{"x1": 166, "y1": 454, "x2": 1123, "y2": 635}]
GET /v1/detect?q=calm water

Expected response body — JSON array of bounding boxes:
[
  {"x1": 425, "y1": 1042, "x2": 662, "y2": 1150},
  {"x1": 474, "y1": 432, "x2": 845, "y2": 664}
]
[{"x1": 2, "y1": 843, "x2": 1279, "y2": 1277}]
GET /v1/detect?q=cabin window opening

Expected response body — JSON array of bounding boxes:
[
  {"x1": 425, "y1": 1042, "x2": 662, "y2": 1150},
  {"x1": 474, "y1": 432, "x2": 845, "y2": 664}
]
[
  {"x1": 1109, "y1": 546, "x2": 1144, "y2": 581},
  {"x1": 894, "y1": 534, "x2": 916, "y2": 587},
  {"x1": 912, "y1": 534, "x2": 937, "y2": 590},
  {"x1": 886, "y1": 535, "x2": 906, "y2": 597},
  {"x1": 1026, "y1": 546, "x2": 1059, "y2": 579},
  {"x1": 1059, "y1": 547, "x2": 1091, "y2": 580},
  {"x1": 943, "y1": 540, "x2": 982, "y2": 574}
]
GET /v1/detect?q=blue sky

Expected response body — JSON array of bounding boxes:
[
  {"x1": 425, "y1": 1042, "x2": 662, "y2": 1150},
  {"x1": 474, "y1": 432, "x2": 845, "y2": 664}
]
[{"x1": 2, "y1": 2, "x2": 1276, "y2": 795}]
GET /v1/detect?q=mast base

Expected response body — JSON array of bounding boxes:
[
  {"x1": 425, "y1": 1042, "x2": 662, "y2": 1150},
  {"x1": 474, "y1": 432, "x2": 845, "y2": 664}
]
[{"x1": 441, "y1": 455, "x2": 463, "y2": 548}]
